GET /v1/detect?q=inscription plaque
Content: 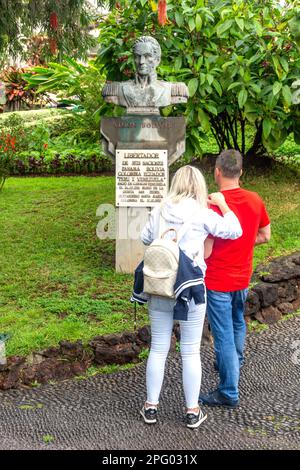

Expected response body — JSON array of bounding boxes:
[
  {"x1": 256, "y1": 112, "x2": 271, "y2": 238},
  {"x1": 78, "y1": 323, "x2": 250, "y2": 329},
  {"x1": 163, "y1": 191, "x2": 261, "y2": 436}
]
[{"x1": 116, "y1": 149, "x2": 168, "y2": 207}]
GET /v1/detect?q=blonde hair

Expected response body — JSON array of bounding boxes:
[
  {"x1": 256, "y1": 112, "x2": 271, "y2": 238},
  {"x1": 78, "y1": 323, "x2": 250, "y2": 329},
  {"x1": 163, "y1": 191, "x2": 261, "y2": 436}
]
[{"x1": 167, "y1": 165, "x2": 208, "y2": 208}]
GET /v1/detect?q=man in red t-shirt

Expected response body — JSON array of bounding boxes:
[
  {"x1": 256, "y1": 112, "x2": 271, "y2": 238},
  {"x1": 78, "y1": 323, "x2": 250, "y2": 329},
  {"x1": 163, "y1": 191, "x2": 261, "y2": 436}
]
[{"x1": 199, "y1": 149, "x2": 271, "y2": 408}]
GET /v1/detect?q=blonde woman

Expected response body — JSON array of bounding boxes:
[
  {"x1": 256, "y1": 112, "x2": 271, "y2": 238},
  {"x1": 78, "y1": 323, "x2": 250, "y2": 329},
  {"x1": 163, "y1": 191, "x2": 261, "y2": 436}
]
[{"x1": 140, "y1": 165, "x2": 242, "y2": 428}]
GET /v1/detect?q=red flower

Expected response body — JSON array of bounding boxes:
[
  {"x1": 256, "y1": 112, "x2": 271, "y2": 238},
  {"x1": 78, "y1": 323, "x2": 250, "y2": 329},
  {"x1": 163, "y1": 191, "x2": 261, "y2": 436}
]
[
  {"x1": 50, "y1": 12, "x2": 59, "y2": 31},
  {"x1": 158, "y1": 0, "x2": 167, "y2": 26},
  {"x1": 43, "y1": 143, "x2": 48, "y2": 149}
]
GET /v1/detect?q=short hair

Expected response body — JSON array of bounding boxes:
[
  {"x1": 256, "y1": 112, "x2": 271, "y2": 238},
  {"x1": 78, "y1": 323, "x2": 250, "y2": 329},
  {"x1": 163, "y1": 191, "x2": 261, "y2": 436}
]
[
  {"x1": 167, "y1": 165, "x2": 208, "y2": 208},
  {"x1": 215, "y1": 149, "x2": 243, "y2": 178},
  {"x1": 133, "y1": 36, "x2": 161, "y2": 62}
]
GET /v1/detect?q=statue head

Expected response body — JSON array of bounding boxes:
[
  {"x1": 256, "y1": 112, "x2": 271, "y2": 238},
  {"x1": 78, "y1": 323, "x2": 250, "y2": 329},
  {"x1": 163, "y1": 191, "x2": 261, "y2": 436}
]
[{"x1": 133, "y1": 36, "x2": 161, "y2": 77}]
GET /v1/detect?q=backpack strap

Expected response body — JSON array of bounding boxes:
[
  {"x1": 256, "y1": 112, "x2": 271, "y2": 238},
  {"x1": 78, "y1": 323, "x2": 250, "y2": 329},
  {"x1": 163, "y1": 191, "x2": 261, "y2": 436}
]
[{"x1": 158, "y1": 210, "x2": 195, "y2": 244}]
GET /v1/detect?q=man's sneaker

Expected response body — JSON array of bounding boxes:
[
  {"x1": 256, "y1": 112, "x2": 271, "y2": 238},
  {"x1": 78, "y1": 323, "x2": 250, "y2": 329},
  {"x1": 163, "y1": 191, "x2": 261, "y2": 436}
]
[
  {"x1": 199, "y1": 389, "x2": 239, "y2": 408},
  {"x1": 186, "y1": 408, "x2": 207, "y2": 429},
  {"x1": 140, "y1": 406, "x2": 157, "y2": 424}
]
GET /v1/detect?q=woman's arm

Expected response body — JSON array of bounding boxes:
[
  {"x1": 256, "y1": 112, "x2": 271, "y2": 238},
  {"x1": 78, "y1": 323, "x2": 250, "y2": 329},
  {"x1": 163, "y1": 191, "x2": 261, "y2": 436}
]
[
  {"x1": 140, "y1": 206, "x2": 160, "y2": 245},
  {"x1": 204, "y1": 192, "x2": 242, "y2": 239},
  {"x1": 207, "y1": 192, "x2": 231, "y2": 215}
]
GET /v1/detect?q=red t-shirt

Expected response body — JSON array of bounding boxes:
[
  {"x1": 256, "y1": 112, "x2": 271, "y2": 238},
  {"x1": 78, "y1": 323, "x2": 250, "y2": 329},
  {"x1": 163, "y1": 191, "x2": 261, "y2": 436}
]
[{"x1": 205, "y1": 187, "x2": 270, "y2": 291}]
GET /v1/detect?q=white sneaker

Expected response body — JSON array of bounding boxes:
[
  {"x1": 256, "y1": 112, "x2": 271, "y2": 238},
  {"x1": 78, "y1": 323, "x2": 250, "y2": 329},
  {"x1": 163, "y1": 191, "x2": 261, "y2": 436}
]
[
  {"x1": 140, "y1": 406, "x2": 157, "y2": 424},
  {"x1": 186, "y1": 408, "x2": 207, "y2": 428}
]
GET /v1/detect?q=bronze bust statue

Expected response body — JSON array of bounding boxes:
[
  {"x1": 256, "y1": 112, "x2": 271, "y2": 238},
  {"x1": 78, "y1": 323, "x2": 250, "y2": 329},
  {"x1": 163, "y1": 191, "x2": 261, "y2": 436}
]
[{"x1": 102, "y1": 36, "x2": 188, "y2": 114}]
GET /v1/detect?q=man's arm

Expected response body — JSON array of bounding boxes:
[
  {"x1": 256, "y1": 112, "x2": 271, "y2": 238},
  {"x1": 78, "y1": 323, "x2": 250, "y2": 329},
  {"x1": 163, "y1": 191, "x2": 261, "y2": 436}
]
[{"x1": 255, "y1": 224, "x2": 271, "y2": 245}]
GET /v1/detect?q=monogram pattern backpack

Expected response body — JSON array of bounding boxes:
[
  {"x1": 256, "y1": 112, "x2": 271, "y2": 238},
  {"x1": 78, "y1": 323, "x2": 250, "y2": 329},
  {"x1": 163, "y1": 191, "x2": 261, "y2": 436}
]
[{"x1": 143, "y1": 213, "x2": 194, "y2": 298}]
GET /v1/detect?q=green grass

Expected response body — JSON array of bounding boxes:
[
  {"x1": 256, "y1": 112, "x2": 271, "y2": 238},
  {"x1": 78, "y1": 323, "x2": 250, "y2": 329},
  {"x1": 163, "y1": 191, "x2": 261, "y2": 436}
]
[
  {"x1": 0, "y1": 176, "x2": 148, "y2": 356},
  {"x1": 74, "y1": 363, "x2": 137, "y2": 380},
  {"x1": 247, "y1": 320, "x2": 269, "y2": 334},
  {"x1": 0, "y1": 167, "x2": 299, "y2": 358}
]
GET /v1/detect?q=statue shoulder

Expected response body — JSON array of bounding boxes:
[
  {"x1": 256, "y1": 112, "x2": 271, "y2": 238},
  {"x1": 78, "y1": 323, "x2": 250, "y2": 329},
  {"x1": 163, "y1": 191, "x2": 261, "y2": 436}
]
[
  {"x1": 171, "y1": 82, "x2": 189, "y2": 98},
  {"x1": 102, "y1": 81, "x2": 122, "y2": 98}
]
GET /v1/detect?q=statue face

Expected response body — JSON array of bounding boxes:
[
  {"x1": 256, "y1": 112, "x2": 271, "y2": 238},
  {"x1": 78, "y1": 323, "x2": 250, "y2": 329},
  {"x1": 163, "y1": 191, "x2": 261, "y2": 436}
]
[{"x1": 134, "y1": 42, "x2": 159, "y2": 76}]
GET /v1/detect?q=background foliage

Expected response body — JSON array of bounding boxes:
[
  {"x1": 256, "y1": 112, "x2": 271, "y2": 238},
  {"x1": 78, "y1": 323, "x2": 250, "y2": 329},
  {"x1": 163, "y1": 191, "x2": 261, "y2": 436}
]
[
  {"x1": 95, "y1": 0, "x2": 300, "y2": 159},
  {"x1": 0, "y1": 0, "x2": 98, "y2": 62},
  {"x1": 23, "y1": 0, "x2": 300, "y2": 160}
]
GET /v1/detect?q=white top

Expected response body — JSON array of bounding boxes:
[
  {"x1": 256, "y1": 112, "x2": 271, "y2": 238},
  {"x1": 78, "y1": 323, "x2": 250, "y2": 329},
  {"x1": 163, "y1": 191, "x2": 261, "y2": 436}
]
[{"x1": 140, "y1": 197, "x2": 242, "y2": 276}]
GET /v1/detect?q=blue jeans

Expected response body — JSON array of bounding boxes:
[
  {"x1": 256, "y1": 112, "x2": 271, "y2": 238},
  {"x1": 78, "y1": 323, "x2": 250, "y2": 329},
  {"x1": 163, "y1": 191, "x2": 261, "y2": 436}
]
[{"x1": 206, "y1": 288, "x2": 248, "y2": 401}]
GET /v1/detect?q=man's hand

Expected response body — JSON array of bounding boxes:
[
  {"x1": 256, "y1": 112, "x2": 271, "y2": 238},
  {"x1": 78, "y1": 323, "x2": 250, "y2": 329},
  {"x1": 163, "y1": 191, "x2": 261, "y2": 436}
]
[{"x1": 255, "y1": 224, "x2": 271, "y2": 245}]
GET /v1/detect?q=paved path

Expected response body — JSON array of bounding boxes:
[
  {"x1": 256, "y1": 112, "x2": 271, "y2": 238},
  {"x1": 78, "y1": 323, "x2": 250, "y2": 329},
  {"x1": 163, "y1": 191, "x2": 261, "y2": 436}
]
[{"x1": 0, "y1": 317, "x2": 299, "y2": 450}]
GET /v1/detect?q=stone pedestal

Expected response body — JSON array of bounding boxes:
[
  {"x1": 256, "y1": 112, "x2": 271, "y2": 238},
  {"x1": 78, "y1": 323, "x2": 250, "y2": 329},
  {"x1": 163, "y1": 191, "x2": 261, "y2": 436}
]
[{"x1": 101, "y1": 115, "x2": 186, "y2": 273}]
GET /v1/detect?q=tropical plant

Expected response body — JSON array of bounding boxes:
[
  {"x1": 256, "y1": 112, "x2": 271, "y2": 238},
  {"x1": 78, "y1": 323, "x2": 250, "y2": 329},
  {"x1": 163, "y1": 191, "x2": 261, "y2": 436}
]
[
  {"x1": 0, "y1": 131, "x2": 17, "y2": 190},
  {"x1": 24, "y1": 57, "x2": 109, "y2": 142},
  {"x1": 0, "y1": 67, "x2": 50, "y2": 111},
  {"x1": 95, "y1": 0, "x2": 300, "y2": 159}
]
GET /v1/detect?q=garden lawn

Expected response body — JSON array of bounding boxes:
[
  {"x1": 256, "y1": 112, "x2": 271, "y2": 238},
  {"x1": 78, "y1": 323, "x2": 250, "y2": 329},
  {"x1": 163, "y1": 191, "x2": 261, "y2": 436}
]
[{"x1": 0, "y1": 169, "x2": 299, "y2": 357}]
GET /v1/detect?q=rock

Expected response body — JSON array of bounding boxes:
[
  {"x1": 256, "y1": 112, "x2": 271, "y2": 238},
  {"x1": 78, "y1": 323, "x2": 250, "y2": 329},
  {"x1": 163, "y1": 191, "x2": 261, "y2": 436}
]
[
  {"x1": 277, "y1": 302, "x2": 295, "y2": 315},
  {"x1": 259, "y1": 253, "x2": 300, "y2": 282},
  {"x1": 102, "y1": 335, "x2": 120, "y2": 346},
  {"x1": 40, "y1": 347, "x2": 60, "y2": 358},
  {"x1": 27, "y1": 353, "x2": 44, "y2": 365},
  {"x1": 59, "y1": 340, "x2": 84, "y2": 360},
  {"x1": 93, "y1": 343, "x2": 139, "y2": 365},
  {"x1": 71, "y1": 361, "x2": 90, "y2": 376},
  {"x1": 245, "y1": 291, "x2": 260, "y2": 316},
  {"x1": 121, "y1": 332, "x2": 136, "y2": 344},
  {"x1": 21, "y1": 367, "x2": 37, "y2": 386},
  {"x1": 278, "y1": 280, "x2": 298, "y2": 302},
  {"x1": 257, "y1": 306, "x2": 282, "y2": 324},
  {"x1": 20, "y1": 357, "x2": 91, "y2": 386},
  {"x1": 253, "y1": 283, "x2": 278, "y2": 308},
  {"x1": 0, "y1": 364, "x2": 23, "y2": 390},
  {"x1": 254, "y1": 310, "x2": 265, "y2": 323},
  {"x1": 137, "y1": 326, "x2": 151, "y2": 345},
  {"x1": 288, "y1": 252, "x2": 300, "y2": 265},
  {"x1": 9, "y1": 356, "x2": 26, "y2": 366},
  {"x1": 35, "y1": 359, "x2": 72, "y2": 383},
  {"x1": 291, "y1": 297, "x2": 300, "y2": 312}
]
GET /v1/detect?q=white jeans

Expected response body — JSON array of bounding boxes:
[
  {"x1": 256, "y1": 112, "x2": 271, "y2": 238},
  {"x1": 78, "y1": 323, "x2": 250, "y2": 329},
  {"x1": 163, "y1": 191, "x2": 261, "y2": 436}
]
[{"x1": 146, "y1": 296, "x2": 206, "y2": 409}]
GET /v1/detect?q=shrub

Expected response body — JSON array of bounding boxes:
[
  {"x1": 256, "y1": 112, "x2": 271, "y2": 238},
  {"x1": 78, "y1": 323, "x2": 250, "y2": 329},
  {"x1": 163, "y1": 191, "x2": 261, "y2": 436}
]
[
  {"x1": 11, "y1": 142, "x2": 112, "y2": 175},
  {"x1": 0, "y1": 131, "x2": 18, "y2": 190}
]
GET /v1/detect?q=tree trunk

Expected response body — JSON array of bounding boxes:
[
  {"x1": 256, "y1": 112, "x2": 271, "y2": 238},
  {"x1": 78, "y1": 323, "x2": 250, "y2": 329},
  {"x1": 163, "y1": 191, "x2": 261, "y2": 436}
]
[{"x1": 245, "y1": 122, "x2": 265, "y2": 160}]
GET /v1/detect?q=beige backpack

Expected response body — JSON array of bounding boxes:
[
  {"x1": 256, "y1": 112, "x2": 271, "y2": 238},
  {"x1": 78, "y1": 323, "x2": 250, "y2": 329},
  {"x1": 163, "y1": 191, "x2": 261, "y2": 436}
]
[{"x1": 143, "y1": 214, "x2": 193, "y2": 298}]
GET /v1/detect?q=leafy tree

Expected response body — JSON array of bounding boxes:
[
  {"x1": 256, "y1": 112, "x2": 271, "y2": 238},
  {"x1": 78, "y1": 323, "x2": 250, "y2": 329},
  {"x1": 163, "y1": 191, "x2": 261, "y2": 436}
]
[
  {"x1": 0, "y1": 0, "x2": 98, "y2": 61},
  {"x1": 96, "y1": 0, "x2": 300, "y2": 159}
]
